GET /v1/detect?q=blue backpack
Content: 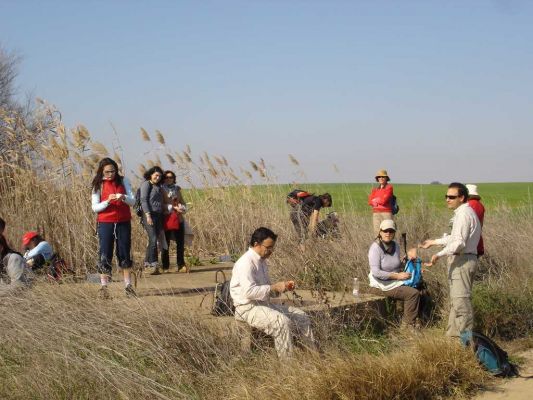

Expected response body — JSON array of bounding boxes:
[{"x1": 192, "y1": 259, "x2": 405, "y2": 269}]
[
  {"x1": 403, "y1": 258, "x2": 423, "y2": 288},
  {"x1": 460, "y1": 331, "x2": 519, "y2": 377}
]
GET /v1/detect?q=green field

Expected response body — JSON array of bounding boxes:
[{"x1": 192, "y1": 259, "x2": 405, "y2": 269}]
[{"x1": 244, "y1": 182, "x2": 533, "y2": 214}]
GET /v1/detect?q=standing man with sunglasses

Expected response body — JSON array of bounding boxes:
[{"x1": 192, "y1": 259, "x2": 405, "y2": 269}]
[{"x1": 419, "y1": 182, "x2": 481, "y2": 337}]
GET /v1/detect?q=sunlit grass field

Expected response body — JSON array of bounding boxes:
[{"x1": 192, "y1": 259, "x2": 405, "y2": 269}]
[{"x1": 243, "y1": 182, "x2": 533, "y2": 214}]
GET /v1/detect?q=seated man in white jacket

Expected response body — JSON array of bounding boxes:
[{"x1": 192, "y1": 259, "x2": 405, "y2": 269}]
[{"x1": 230, "y1": 227, "x2": 315, "y2": 359}]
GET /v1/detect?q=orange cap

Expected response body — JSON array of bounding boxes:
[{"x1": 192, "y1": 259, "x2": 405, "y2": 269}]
[{"x1": 22, "y1": 231, "x2": 39, "y2": 246}]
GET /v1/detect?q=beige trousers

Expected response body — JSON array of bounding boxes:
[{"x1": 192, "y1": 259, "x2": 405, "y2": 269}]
[
  {"x1": 234, "y1": 302, "x2": 315, "y2": 359},
  {"x1": 372, "y1": 212, "x2": 393, "y2": 236},
  {"x1": 446, "y1": 254, "x2": 478, "y2": 337}
]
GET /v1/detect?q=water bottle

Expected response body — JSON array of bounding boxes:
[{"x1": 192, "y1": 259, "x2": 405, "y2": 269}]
[{"x1": 352, "y1": 278, "x2": 360, "y2": 297}]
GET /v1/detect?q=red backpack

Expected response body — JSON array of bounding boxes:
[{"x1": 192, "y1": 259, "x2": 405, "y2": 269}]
[{"x1": 287, "y1": 189, "x2": 312, "y2": 206}]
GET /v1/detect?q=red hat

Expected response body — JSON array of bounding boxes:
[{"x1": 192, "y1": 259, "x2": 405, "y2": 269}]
[{"x1": 22, "y1": 231, "x2": 39, "y2": 246}]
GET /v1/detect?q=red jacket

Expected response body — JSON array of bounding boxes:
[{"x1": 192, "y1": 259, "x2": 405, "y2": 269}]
[
  {"x1": 468, "y1": 199, "x2": 485, "y2": 256},
  {"x1": 368, "y1": 184, "x2": 394, "y2": 213},
  {"x1": 97, "y1": 181, "x2": 132, "y2": 223}
]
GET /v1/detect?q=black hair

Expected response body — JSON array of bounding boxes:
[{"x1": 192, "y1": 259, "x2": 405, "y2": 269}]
[
  {"x1": 0, "y1": 234, "x2": 15, "y2": 259},
  {"x1": 164, "y1": 170, "x2": 176, "y2": 182},
  {"x1": 29, "y1": 235, "x2": 44, "y2": 247},
  {"x1": 448, "y1": 182, "x2": 469, "y2": 203},
  {"x1": 249, "y1": 227, "x2": 278, "y2": 247},
  {"x1": 91, "y1": 158, "x2": 124, "y2": 192},
  {"x1": 0, "y1": 217, "x2": 5, "y2": 232},
  {"x1": 320, "y1": 193, "x2": 332, "y2": 207},
  {"x1": 143, "y1": 166, "x2": 164, "y2": 182}
]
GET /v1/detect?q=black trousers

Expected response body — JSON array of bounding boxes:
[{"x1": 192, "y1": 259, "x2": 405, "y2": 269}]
[{"x1": 161, "y1": 228, "x2": 185, "y2": 269}]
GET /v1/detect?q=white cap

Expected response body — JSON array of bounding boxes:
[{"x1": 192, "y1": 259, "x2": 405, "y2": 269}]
[
  {"x1": 466, "y1": 184, "x2": 480, "y2": 197},
  {"x1": 379, "y1": 219, "x2": 396, "y2": 231}
]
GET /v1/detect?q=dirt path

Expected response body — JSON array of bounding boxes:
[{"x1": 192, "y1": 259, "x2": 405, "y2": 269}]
[{"x1": 471, "y1": 348, "x2": 533, "y2": 400}]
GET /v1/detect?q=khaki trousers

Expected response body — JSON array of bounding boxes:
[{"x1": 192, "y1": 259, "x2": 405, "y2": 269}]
[
  {"x1": 446, "y1": 254, "x2": 478, "y2": 337},
  {"x1": 372, "y1": 212, "x2": 393, "y2": 237},
  {"x1": 234, "y1": 302, "x2": 315, "y2": 359}
]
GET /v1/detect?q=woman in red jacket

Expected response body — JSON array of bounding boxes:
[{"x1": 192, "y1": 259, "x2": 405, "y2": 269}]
[
  {"x1": 91, "y1": 158, "x2": 136, "y2": 299},
  {"x1": 368, "y1": 169, "x2": 395, "y2": 236}
]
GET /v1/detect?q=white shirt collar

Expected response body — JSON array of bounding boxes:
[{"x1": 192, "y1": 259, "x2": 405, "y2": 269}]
[
  {"x1": 248, "y1": 247, "x2": 262, "y2": 262},
  {"x1": 454, "y1": 202, "x2": 469, "y2": 215}
]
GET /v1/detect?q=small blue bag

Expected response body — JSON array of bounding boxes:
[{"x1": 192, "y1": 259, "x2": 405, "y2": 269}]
[{"x1": 403, "y1": 258, "x2": 422, "y2": 288}]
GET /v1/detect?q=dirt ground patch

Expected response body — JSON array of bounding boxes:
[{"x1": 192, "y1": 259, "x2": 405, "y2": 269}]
[{"x1": 471, "y1": 348, "x2": 533, "y2": 400}]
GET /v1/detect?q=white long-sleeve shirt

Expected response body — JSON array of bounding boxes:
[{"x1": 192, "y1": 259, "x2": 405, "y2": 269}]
[
  {"x1": 435, "y1": 203, "x2": 481, "y2": 257},
  {"x1": 230, "y1": 248, "x2": 271, "y2": 306},
  {"x1": 91, "y1": 177, "x2": 135, "y2": 213}
]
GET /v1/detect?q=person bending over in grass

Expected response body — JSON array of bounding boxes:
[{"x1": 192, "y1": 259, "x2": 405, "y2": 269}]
[
  {"x1": 289, "y1": 192, "x2": 332, "y2": 244},
  {"x1": 230, "y1": 227, "x2": 316, "y2": 359},
  {"x1": 91, "y1": 157, "x2": 136, "y2": 299},
  {"x1": 0, "y1": 234, "x2": 33, "y2": 297}
]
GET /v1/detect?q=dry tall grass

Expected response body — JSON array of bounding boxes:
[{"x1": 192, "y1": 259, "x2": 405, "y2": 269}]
[
  {"x1": 1, "y1": 103, "x2": 532, "y2": 399},
  {"x1": 0, "y1": 285, "x2": 486, "y2": 400}
]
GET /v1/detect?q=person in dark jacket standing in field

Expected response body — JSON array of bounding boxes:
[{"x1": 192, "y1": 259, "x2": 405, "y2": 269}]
[
  {"x1": 289, "y1": 192, "x2": 332, "y2": 243},
  {"x1": 140, "y1": 166, "x2": 165, "y2": 275},
  {"x1": 161, "y1": 170, "x2": 188, "y2": 273},
  {"x1": 91, "y1": 158, "x2": 136, "y2": 299},
  {"x1": 466, "y1": 184, "x2": 485, "y2": 257},
  {"x1": 368, "y1": 169, "x2": 395, "y2": 236}
]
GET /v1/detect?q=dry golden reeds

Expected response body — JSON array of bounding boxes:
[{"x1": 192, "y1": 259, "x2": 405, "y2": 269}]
[
  {"x1": 289, "y1": 154, "x2": 300, "y2": 166},
  {"x1": 140, "y1": 127, "x2": 151, "y2": 142},
  {"x1": 155, "y1": 129, "x2": 165, "y2": 145},
  {"x1": 91, "y1": 141, "x2": 109, "y2": 157}
]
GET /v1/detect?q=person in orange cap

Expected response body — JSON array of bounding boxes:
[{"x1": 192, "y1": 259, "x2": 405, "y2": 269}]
[{"x1": 22, "y1": 231, "x2": 54, "y2": 270}]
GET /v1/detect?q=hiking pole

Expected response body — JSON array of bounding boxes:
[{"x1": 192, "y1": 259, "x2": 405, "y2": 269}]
[{"x1": 401, "y1": 232, "x2": 407, "y2": 264}]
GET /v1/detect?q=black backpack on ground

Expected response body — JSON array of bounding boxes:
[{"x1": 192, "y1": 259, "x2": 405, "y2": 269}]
[
  {"x1": 460, "y1": 330, "x2": 519, "y2": 377},
  {"x1": 211, "y1": 269, "x2": 234, "y2": 316}
]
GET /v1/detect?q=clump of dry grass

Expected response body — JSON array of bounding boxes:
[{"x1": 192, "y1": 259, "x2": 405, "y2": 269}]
[
  {"x1": 0, "y1": 284, "x2": 486, "y2": 400},
  {"x1": 214, "y1": 334, "x2": 485, "y2": 400}
]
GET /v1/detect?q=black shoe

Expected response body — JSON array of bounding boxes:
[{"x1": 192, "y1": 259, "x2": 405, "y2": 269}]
[
  {"x1": 124, "y1": 284, "x2": 137, "y2": 298},
  {"x1": 150, "y1": 267, "x2": 161, "y2": 276}
]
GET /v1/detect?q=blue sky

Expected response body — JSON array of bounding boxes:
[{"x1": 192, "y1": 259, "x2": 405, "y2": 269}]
[{"x1": 2, "y1": 0, "x2": 532, "y2": 183}]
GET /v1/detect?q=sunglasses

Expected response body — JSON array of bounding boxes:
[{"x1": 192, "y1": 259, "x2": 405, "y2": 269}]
[
  {"x1": 381, "y1": 229, "x2": 396, "y2": 233},
  {"x1": 165, "y1": 176, "x2": 174, "y2": 179},
  {"x1": 376, "y1": 176, "x2": 387, "y2": 179},
  {"x1": 445, "y1": 195, "x2": 459, "y2": 200}
]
